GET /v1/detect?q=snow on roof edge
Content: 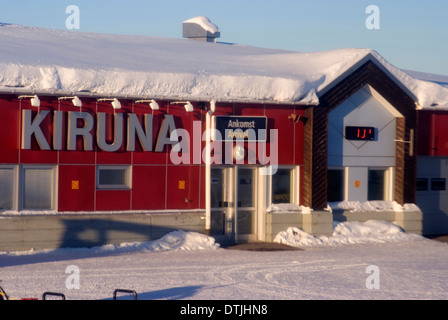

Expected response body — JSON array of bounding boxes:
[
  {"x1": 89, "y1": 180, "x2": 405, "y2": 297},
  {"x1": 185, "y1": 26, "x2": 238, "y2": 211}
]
[
  {"x1": 0, "y1": 86, "x2": 315, "y2": 106},
  {"x1": 1, "y1": 23, "x2": 448, "y2": 109},
  {"x1": 317, "y1": 49, "x2": 448, "y2": 110}
]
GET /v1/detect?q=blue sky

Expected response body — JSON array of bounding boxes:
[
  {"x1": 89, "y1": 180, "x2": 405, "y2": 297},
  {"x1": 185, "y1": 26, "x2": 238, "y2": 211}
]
[{"x1": 1, "y1": 0, "x2": 447, "y2": 75}]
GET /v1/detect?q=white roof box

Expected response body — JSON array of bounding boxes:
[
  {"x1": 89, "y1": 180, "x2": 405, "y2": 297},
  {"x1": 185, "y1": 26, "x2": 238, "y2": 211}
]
[{"x1": 183, "y1": 16, "x2": 220, "y2": 42}]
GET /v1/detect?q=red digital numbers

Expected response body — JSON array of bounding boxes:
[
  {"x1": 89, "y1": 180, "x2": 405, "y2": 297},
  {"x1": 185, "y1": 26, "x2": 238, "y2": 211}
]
[
  {"x1": 345, "y1": 126, "x2": 375, "y2": 141},
  {"x1": 357, "y1": 128, "x2": 371, "y2": 139}
]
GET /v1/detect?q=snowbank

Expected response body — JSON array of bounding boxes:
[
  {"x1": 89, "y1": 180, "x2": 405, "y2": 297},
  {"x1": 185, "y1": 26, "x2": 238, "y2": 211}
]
[
  {"x1": 267, "y1": 201, "x2": 420, "y2": 214},
  {"x1": 266, "y1": 203, "x2": 312, "y2": 214},
  {"x1": 98, "y1": 230, "x2": 220, "y2": 253},
  {"x1": 1, "y1": 230, "x2": 220, "y2": 256},
  {"x1": 274, "y1": 220, "x2": 422, "y2": 248},
  {"x1": 328, "y1": 201, "x2": 420, "y2": 212},
  {"x1": 0, "y1": 24, "x2": 447, "y2": 108}
]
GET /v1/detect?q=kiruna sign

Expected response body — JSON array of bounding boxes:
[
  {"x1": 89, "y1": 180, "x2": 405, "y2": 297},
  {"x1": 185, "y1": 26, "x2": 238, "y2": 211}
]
[{"x1": 21, "y1": 110, "x2": 177, "y2": 152}]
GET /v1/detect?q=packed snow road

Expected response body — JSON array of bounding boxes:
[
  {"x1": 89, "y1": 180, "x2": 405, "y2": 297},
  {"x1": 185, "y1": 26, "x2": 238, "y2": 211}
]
[{"x1": 1, "y1": 227, "x2": 448, "y2": 300}]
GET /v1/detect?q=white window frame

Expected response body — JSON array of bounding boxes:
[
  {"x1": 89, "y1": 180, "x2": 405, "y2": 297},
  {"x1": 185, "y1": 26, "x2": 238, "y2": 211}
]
[
  {"x1": 0, "y1": 165, "x2": 18, "y2": 211},
  {"x1": 96, "y1": 165, "x2": 132, "y2": 190},
  {"x1": 368, "y1": 166, "x2": 394, "y2": 201},
  {"x1": 269, "y1": 166, "x2": 300, "y2": 205},
  {"x1": 327, "y1": 166, "x2": 394, "y2": 202},
  {"x1": 387, "y1": 167, "x2": 395, "y2": 201},
  {"x1": 20, "y1": 165, "x2": 58, "y2": 211}
]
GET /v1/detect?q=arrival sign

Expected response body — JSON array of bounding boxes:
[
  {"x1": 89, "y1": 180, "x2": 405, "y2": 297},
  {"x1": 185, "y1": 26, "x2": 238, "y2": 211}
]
[{"x1": 212, "y1": 116, "x2": 267, "y2": 142}]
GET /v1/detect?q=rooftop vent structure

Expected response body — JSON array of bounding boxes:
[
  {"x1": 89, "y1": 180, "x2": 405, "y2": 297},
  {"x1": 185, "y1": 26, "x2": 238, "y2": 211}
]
[{"x1": 183, "y1": 16, "x2": 220, "y2": 43}]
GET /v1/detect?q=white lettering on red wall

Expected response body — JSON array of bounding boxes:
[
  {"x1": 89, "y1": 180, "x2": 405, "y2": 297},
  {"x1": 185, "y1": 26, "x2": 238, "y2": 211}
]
[{"x1": 21, "y1": 109, "x2": 177, "y2": 152}]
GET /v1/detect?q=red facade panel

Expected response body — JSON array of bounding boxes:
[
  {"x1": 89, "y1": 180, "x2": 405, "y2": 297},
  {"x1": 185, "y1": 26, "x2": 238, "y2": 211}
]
[
  {"x1": 166, "y1": 165, "x2": 202, "y2": 210},
  {"x1": 265, "y1": 105, "x2": 305, "y2": 165},
  {"x1": 131, "y1": 165, "x2": 167, "y2": 210},
  {"x1": 96, "y1": 190, "x2": 131, "y2": 211},
  {"x1": 199, "y1": 165, "x2": 206, "y2": 209},
  {"x1": 58, "y1": 165, "x2": 95, "y2": 212},
  {"x1": 418, "y1": 110, "x2": 448, "y2": 156},
  {"x1": 293, "y1": 108, "x2": 306, "y2": 165},
  {"x1": 0, "y1": 96, "x2": 19, "y2": 163}
]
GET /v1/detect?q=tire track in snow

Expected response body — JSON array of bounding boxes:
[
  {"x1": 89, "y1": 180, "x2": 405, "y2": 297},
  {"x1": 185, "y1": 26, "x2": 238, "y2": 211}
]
[{"x1": 205, "y1": 259, "x2": 369, "y2": 299}]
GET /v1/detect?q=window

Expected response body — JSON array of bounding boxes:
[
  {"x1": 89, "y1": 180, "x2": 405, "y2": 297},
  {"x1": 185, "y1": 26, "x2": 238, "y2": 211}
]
[
  {"x1": 97, "y1": 166, "x2": 131, "y2": 190},
  {"x1": 0, "y1": 167, "x2": 16, "y2": 210},
  {"x1": 272, "y1": 169, "x2": 292, "y2": 203},
  {"x1": 211, "y1": 169, "x2": 224, "y2": 208},
  {"x1": 431, "y1": 178, "x2": 446, "y2": 191},
  {"x1": 368, "y1": 169, "x2": 386, "y2": 200},
  {"x1": 416, "y1": 178, "x2": 428, "y2": 191},
  {"x1": 327, "y1": 169, "x2": 344, "y2": 202},
  {"x1": 22, "y1": 167, "x2": 56, "y2": 210}
]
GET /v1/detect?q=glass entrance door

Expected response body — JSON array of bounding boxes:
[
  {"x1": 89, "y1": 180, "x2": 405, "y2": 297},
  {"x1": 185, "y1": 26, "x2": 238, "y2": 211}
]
[
  {"x1": 210, "y1": 167, "x2": 257, "y2": 243},
  {"x1": 236, "y1": 168, "x2": 256, "y2": 241}
]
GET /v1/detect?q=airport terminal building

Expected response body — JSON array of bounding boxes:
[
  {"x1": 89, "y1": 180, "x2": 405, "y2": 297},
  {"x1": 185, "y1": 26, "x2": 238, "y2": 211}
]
[{"x1": 1, "y1": 19, "x2": 447, "y2": 250}]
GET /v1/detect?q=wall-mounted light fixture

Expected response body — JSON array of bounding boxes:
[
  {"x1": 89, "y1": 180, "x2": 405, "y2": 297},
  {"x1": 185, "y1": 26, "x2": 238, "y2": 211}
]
[
  {"x1": 184, "y1": 101, "x2": 194, "y2": 112},
  {"x1": 171, "y1": 101, "x2": 193, "y2": 112},
  {"x1": 210, "y1": 99, "x2": 216, "y2": 113},
  {"x1": 135, "y1": 99, "x2": 159, "y2": 111},
  {"x1": 58, "y1": 96, "x2": 82, "y2": 107},
  {"x1": 288, "y1": 113, "x2": 301, "y2": 123},
  {"x1": 18, "y1": 95, "x2": 41, "y2": 107},
  {"x1": 98, "y1": 98, "x2": 122, "y2": 110},
  {"x1": 233, "y1": 144, "x2": 245, "y2": 161}
]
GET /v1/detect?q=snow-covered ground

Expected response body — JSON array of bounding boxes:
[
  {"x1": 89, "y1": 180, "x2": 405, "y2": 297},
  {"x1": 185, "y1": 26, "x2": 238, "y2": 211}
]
[{"x1": 1, "y1": 221, "x2": 447, "y2": 301}]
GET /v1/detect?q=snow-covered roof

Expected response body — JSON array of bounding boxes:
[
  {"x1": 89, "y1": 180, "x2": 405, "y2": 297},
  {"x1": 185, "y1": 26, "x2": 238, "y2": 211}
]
[
  {"x1": 404, "y1": 70, "x2": 448, "y2": 89},
  {"x1": 1, "y1": 23, "x2": 448, "y2": 109}
]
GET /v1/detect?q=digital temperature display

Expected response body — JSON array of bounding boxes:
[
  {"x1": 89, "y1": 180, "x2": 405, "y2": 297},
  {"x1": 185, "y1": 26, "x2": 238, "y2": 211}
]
[{"x1": 345, "y1": 126, "x2": 376, "y2": 141}]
